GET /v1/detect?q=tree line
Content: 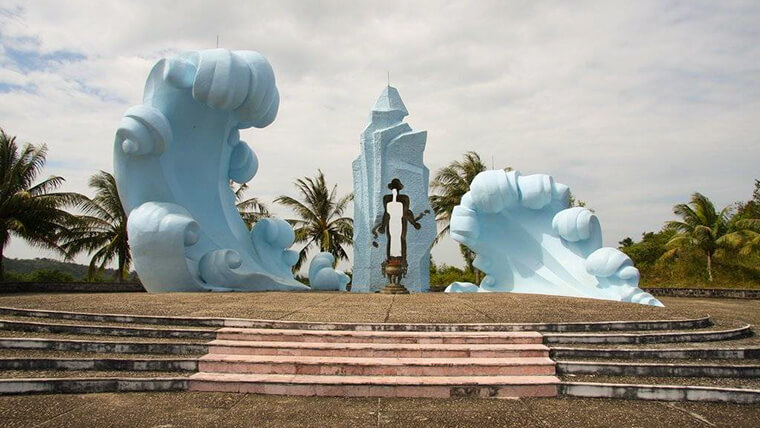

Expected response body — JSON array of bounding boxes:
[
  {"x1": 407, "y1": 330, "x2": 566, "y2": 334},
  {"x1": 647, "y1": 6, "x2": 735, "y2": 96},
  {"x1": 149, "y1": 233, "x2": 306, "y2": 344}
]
[{"x1": 2, "y1": 129, "x2": 758, "y2": 287}]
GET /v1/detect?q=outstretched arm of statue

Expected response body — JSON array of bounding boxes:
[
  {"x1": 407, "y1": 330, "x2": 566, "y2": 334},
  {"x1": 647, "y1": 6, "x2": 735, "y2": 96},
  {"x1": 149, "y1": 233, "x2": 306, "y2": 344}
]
[
  {"x1": 406, "y1": 209, "x2": 430, "y2": 230},
  {"x1": 371, "y1": 212, "x2": 390, "y2": 247}
]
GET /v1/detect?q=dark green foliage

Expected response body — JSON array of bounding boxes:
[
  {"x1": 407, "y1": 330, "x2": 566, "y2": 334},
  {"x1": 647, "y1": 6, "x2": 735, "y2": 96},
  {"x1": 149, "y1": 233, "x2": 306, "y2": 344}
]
[
  {"x1": 624, "y1": 182, "x2": 760, "y2": 288},
  {"x1": 276, "y1": 170, "x2": 353, "y2": 271},
  {"x1": 621, "y1": 228, "x2": 677, "y2": 268},
  {"x1": 233, "y1": 182, "x2": 270, "y2": 229},
  {"x1": 429, "y1": 152, "x2": 492, "y2": 282},
  {"x1": 61, "y1": 171, "x2": 131, "y2": 281},
  {"x1": 0, "y1": 129, "x2": 87, "y2": 280},
  {"x1": 429, "y1": 260, "x2": 476, "y2": 292},
  {"x1": 2, "y1": 257, "x2": 137, "y2": 282}
]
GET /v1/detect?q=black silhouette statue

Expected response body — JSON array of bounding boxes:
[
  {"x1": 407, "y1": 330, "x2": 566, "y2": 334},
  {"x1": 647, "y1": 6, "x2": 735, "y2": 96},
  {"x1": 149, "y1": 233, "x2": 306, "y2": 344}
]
[{"x1": 372, "y1": 178, "x2": 430, "y2": 294}]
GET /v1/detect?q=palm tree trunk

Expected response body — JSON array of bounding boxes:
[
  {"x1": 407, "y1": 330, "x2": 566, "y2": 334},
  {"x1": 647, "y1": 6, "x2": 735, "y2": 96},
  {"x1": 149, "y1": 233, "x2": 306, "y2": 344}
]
[
  {"x1": 474, "y1": 269, "x2": 481, "y2": 284},
  {"x1": 0, "y1": 246, "x2": 4, "y2": 282},
  {"x1": 706, "y1": 252, "x2": 713, "y2": 282},
  {"x1": 117, "y1": 252, "x2": 125, "y2": 283}
]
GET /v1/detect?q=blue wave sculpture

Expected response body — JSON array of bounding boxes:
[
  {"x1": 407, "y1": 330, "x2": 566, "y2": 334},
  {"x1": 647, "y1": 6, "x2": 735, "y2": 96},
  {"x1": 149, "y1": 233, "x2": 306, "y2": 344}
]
[
  {"x1": 444, "y1": 170, "x2": 663, "y2": 306},
  {"x1": 308, "y1": 252, "x2": 350, "y2": 291},
  {"x1": 114, "y1": 49, "x2": 308, "y2": 292}
]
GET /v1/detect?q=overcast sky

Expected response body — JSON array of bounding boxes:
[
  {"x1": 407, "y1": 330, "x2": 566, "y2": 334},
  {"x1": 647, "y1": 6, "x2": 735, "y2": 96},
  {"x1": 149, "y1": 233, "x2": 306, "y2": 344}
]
[{"x1": 1, "y1": 0, "x2": 758, "y2": 271}]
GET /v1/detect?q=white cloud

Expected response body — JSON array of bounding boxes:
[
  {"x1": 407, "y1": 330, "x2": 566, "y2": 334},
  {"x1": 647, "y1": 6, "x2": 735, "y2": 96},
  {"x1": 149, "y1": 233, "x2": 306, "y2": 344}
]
[{"x1": 1, "y1": 0, "x2": 759, "y2": 272}]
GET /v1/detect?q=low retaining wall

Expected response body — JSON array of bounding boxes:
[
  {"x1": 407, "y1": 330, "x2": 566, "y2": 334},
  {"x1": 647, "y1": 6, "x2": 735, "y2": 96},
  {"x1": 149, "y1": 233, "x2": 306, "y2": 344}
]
[
  {"x1": 644, "y1": 287, "x2": 760, "y2": 299},
  {"x1": 0, "y1": 282, "x2": 145, "y2": 293}
]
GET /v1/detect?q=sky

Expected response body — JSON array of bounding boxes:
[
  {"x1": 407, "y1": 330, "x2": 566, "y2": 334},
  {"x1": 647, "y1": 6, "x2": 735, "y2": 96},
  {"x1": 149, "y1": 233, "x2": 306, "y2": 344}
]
[{"x1": 1, "y1": 0, "x2": 759, "y2": 271}]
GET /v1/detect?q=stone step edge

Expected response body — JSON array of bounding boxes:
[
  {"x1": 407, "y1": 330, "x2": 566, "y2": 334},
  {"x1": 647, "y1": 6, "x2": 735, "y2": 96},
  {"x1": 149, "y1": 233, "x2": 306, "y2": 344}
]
[
  {"x1": 0, "y1": 337, "x2": 208, "y2": 355},
  {"x1": 0, "y1": 307, "x2": 711, "y2": 332},
  {"x1": 0, "y1": 319, "x2": 217, "y2": 339},
  {"x1": 550, "y1": 346, "x2": 760, "y2": 359},
  {"x1": 559, "y1": 381, "x2": 760, "y2": 404},
  {"x1": 200, "y1": 354, "x2": 555, "y2": 366},
  {"x1": 189, "y1": 372, "x2": 560, "y2": 386},
  {"x1": 217, "y1": 327, "x2": 543, "y2": 339},
  {"x1": 208, "y1": 339, "x2": 550, "y2": 351},
  {"x1": 556, "y1": 361, "x2": 760, "y2": 378},
  {"x1": 0, "y1": 377, "x2": 188, "y2": 395},
  {"x1": 0, "y1": 357, "x2": 199, "y2": 372},
  {"x1": 544, "y1": 325, "x2": 752, "y2": 344}
]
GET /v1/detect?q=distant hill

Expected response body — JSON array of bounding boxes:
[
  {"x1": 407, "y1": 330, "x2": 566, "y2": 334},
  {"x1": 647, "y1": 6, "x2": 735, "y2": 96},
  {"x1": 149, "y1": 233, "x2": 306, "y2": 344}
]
[{"x1": 4, "y1": 257, "x2": 138, "y2": 282}]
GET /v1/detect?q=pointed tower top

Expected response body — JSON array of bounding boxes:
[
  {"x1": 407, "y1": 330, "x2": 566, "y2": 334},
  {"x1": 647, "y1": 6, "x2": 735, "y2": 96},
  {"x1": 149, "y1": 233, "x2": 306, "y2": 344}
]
[{"x1": 372, "y1": 86, "x2": 408, "y2": 117}]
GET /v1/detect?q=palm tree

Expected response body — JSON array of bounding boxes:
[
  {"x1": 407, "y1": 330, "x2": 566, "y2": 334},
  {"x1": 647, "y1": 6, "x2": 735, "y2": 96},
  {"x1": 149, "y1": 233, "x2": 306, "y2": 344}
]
[
  {"x1": 275, "y1": 170, "x2": 353, "y2": 271},
  {"x1": 663, "y1": 192, "x2": 736, "y2": 282},
  {"x1": 62, "y1": 171, "x2": 130, "y2": 281},
  {"x1": 429, "y1": 151, "x2": 492, "y2": 281},
  {"x1": 232, "y1": 182, "x2": 270, "y2": 229},
  {"x1": 0, "y1": 130, "x2": 84, "y2": 281}
]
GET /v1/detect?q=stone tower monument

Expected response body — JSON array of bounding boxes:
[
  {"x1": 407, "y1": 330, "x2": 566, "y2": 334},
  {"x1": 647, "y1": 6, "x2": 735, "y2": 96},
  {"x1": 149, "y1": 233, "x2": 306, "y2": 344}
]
[{"x1": 351, "y1": 86, "x2": 435, "y2": 293}]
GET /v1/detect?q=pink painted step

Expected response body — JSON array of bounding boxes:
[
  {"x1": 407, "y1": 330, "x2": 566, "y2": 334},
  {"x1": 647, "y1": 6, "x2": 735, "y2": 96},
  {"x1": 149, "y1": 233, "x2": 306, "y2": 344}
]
[
  {"x1": 189, "y1": 373, "x2": 559, "y2": 398},
  {"x1": 207, "y1": 340, "x2": 550, "y2": 358},
  {"x1": 215, "y1": 328, "x2": 543, "y2": 344},
  {"x1": 199, "y1": 354, "x2": 556, "y2": 376}
]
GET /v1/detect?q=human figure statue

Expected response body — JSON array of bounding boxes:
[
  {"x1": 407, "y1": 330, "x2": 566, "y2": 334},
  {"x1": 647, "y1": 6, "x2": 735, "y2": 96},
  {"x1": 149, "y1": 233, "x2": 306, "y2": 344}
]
[{"x1": 372, "y1": 178, "x2": 429, "y2": 293}]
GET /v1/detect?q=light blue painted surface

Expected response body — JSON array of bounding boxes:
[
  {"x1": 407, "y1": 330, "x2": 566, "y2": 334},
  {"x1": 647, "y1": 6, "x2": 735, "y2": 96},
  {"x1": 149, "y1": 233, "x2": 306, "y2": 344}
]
[
  {"x1": 114, "y1": 49, "x2": 308, "y2": 292},
  {"x1": 444, "y1": 170, "x2": 663, "y2": 306},
  {"x1": 351, "y1": 86, "x2": 436, "y2": 293},
  {"x1": 308, "y1": 252, "x2": 350, "y2": 291}
]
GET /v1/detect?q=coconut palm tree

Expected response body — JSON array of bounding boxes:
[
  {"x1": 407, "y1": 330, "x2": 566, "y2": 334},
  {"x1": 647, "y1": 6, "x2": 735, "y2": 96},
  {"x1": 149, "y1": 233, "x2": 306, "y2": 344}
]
[
  {"x1": 0, "y1": 130, "x2": 84, "y2": 281},
  {"x1": 232, "y1": 182, "x2": 270, "y2": 229},
  {"x1": 275, "y1": 170, "x2": 353, "y2": 271},
  {"x1": 663, "y1": 192, "x2": 739, "y2": 282},
  {"x1": 61, "y1": 171, "x2": 131, "y2": 281},
  {"x1": 429, "y1": 151, "x2": 495, "y2": 280}
]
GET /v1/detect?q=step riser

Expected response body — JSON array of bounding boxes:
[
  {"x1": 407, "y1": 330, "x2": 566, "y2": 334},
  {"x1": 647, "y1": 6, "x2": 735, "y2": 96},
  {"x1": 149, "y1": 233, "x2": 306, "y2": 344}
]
[
  {"x1": 215, "y1": 333, "x2": 542, "y2": 344},
  {"x1": 207, "y1": 346, "x2": 549, "y2": 359},
  {"x1": 188, "y1": 381, "x2": 557, "y2": 398},
  {"x1": 198, "y1": 362, "x2": 556, "y2": 376}
]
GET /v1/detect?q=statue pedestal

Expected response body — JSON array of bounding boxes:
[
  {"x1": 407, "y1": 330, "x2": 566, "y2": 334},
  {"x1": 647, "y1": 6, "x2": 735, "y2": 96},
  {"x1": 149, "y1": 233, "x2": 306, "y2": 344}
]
[{"x1": 380, "y1": 283, "x2": 410, "y2": 294}]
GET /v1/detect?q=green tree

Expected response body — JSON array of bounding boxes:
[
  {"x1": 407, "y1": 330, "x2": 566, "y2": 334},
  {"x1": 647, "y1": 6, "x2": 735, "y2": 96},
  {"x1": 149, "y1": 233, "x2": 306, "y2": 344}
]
[
  {"x1": 664, "y1": 192, "x2": 740, "y2": 282},
  {"x1": 275, "y1": 170, "x2": 353, "y2": 271},
  {"x1": 62, "y1": 171, "x2": 131, "y2": 281},
  {"x1": 0, "y1": 130, "x2": 84, "y2": 281},
  {"x1": 232, "y1": 182, "x2": 270, "y2": 229},
  {"x1": 429, "y1": 151, "x2": 495, "y2": 282}
]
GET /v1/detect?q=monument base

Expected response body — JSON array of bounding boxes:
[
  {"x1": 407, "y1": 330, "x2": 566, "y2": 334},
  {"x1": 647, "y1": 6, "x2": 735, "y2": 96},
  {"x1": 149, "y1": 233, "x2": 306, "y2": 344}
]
[{"x1": 380, "y1": 283, "x2": 410, "y2": 294}]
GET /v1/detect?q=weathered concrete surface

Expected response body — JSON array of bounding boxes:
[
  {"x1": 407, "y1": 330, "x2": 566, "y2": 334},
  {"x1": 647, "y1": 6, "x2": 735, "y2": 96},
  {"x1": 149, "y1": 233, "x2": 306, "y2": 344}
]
[
  {"x1": 557, "y1": 361, "x2": 760, "y2": 378},
  {"x1": 551, "y1": 346, "x2": 760, "y2": 360},
  {"x1": 0, "y1": 358, "x2": 198, "y2": 372},
  {"x1": 0, "y1": 377, "x2": 187, "y2": 395},
  {"x1": 645, "y1": 287, "x2": 760, "y2": 299},
  {"x1": 0, "y1": 337, "x2": 208, "y2": 355},
  {"x1": 561, "y1": 382, "x2": 760, "y2": 404},
  {"x1": 0, "y1": 304, "x2": 714, "y2": 332},
  {"x1": 544, "y1": 325, "x2": 753, "y2": 344},
  {"x1": 0, "y1": 282, "x2": 145, "y2": 293},
  {"x1": 0, "y1": 319, "x2": 217, "y2": 339},
  {"x1": 1, "y1": 393, "x2": 759, "y2": 427},
  {"x1": 1, "y1": 292, "x2": 758, "y2": 326}
]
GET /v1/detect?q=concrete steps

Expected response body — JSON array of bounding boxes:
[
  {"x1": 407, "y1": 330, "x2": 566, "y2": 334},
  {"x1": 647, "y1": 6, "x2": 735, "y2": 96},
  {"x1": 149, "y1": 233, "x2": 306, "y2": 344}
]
[
  {"x1": 199, "y1": 355, "x2": 556, "y2": 376},
  {"x1": 193, "y1": 327, "x2": 557, "y2": 398},
  {"x1": 189, "y1": 373, "x2": 559, "y2": 398},
  {"x1": 216, "y1": 327, "x2": 543, "y2": 344},
  {"x1": 207, "y1": 340, "x2": 550, "y2": 358}
]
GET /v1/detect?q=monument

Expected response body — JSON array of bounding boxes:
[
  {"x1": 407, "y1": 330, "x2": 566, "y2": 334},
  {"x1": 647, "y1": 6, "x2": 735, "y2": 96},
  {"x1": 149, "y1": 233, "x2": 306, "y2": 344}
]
[
  {"x1": 351, "y1": 86, "x2": 436, "y2": 293},
  {"x1": 444, "y1": 170, "x2": 663, "y2": 306},
  {"x1": 114, "y1": 48, "x2": 309, "y2": 292}
]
